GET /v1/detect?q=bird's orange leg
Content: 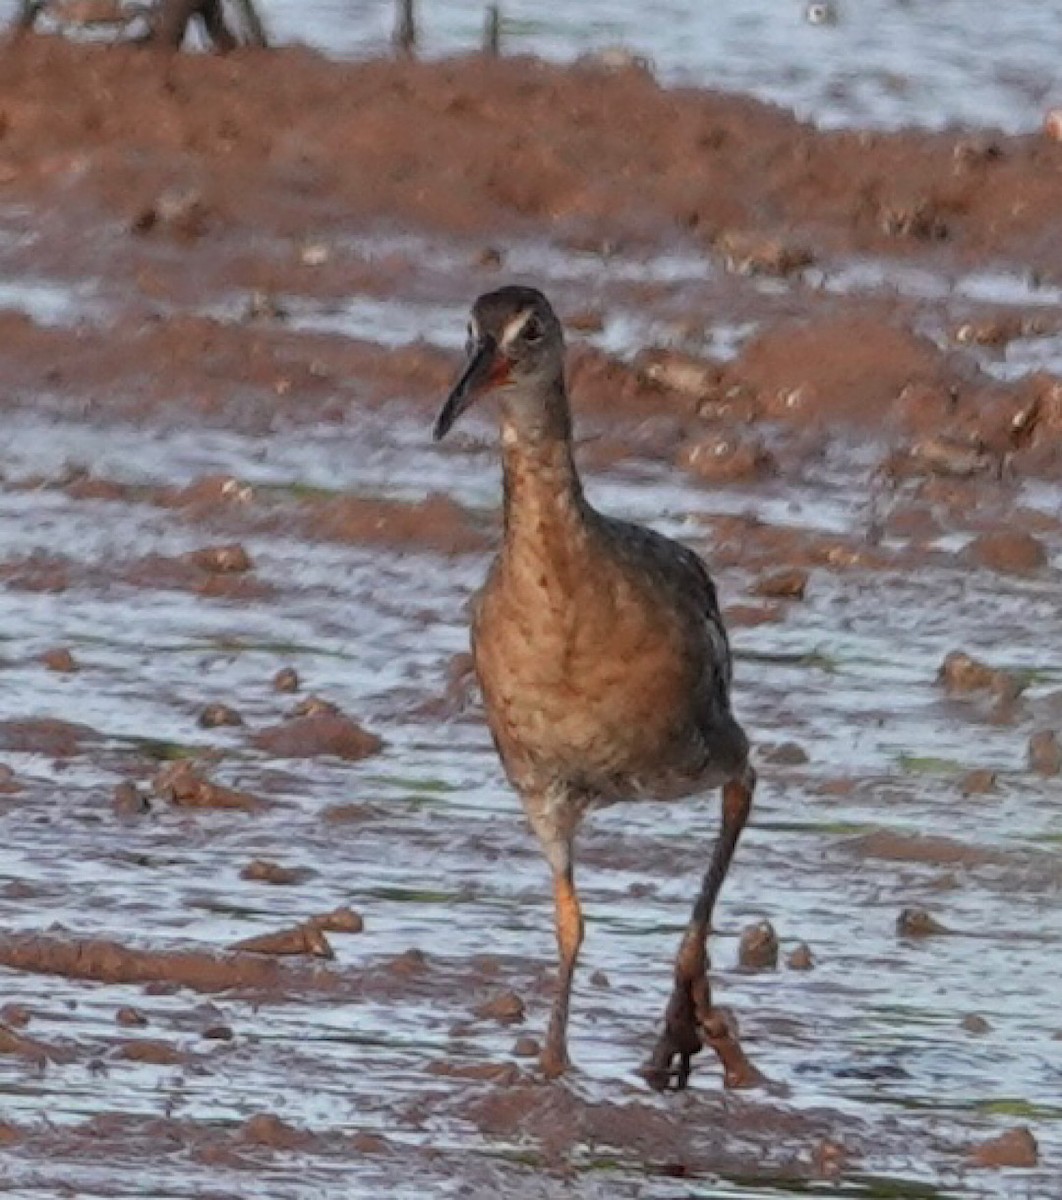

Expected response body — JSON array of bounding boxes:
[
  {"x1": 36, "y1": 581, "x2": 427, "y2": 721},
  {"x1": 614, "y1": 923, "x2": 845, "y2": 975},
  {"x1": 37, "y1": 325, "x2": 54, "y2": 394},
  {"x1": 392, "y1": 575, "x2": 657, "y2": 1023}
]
[
  {"x1": 541, "y1": 863, "x2": 584, "y2": 1078},
  {"x1": 646, "y1": 766, "x2": 761, "y2": 1091}
]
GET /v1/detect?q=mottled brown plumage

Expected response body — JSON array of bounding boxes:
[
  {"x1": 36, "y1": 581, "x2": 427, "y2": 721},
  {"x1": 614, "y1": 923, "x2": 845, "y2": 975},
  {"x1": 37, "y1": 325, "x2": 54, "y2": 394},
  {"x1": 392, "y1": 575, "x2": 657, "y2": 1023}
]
[{"x1": 434, "y1": 286, "x2": 759, "y2": 1089}]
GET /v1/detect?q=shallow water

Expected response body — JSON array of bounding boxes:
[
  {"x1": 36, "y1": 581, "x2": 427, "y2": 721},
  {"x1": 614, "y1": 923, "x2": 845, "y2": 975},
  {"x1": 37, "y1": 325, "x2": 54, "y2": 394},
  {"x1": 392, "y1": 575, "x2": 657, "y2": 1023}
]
[
  {"x1": 4, "y1": 0, "x2": 1061, "y2": 131},
  {"x1": 1, "y1": 384, "x2": 1060, "y2": 1196}
]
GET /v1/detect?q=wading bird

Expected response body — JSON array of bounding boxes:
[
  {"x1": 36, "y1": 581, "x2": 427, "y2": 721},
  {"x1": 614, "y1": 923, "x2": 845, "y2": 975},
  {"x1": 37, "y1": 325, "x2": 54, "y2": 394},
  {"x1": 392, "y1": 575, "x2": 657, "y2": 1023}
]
[{"x1": 433, "y1": 286, "x2": 759, "y2": 1090}]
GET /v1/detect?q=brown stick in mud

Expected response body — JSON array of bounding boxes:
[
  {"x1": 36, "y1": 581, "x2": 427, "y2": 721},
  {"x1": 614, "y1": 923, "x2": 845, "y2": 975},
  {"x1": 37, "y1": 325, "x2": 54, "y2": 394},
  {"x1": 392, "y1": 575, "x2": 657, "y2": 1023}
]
[
  {"x1": 393, "y1": 0, "x2": 415, "y2": 56},
  {"x1": 483, "y1": 4, "x2": 500, "y2": 56},
  {"x1": 152, "y1": 0, "x2": 268, "y2": 51}
]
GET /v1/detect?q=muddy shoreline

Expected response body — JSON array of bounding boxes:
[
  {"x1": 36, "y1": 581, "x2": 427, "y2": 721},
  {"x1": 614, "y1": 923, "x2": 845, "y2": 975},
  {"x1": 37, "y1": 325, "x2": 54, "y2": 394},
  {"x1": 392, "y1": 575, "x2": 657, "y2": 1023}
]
[{"x1": 0, "y1": 35, "x2": 1059, "y2": 1199}]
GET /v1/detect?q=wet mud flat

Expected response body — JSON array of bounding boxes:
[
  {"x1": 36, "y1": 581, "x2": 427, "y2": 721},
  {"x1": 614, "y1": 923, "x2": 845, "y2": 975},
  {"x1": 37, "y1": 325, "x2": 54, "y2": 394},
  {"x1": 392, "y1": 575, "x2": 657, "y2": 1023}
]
[{"x1": 0, "y1": 38, "x2": 1060, "y2": 1199}]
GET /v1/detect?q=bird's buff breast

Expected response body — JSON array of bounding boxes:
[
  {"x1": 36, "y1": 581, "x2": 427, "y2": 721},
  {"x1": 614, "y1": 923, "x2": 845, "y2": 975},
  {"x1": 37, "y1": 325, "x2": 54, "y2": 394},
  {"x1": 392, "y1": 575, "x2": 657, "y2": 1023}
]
[{"x1": 472, "y1": 564, "x2": 704, "y2": 796}]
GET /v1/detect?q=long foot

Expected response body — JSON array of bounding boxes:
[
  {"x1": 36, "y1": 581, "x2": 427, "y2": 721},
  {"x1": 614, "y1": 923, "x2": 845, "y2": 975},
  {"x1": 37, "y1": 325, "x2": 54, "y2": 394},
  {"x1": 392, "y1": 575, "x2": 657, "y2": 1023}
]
[
  {"x1": 644, "y1": 978, "x2": 701, "y2": 1091},
  {"x1": 644, "y1": 979, "x2": 762, "y2": 1092}
]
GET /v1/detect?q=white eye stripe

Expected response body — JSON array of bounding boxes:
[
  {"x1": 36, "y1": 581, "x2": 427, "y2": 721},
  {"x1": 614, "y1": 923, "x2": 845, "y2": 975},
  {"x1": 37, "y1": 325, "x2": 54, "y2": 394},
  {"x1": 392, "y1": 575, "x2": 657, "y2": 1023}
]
[{"x1": 500, "y1": 308, "x2": 536, "y2": 348}]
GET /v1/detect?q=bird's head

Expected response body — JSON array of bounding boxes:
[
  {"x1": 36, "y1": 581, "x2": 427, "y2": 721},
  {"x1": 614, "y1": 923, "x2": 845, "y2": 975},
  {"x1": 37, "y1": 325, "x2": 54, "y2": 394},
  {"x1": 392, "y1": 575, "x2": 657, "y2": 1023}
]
[{"x1": 433, "y1": 286, "x2": 565, "y2": 441}]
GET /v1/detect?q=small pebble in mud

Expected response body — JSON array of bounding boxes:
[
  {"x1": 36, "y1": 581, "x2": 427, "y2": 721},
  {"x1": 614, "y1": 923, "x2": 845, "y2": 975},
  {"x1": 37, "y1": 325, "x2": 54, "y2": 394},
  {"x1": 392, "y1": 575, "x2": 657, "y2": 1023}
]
[
  {"x1": 239, "y1": 859, "x2": 312, "y2": 886},
  {"x1": 309, "y1": 906, "x2": 364, "y2": 934},
  {"x1": 232, "y1": 924, "x2": 334, "y2": 959},
  {"x1": 202, "y1": 1024, "x2": 234, "y2": 1041},
  {"x1": 760, "y1": 741, "x2": 809, "y2": 766},
  {"x1": 961, "y1": 1014, "x2": 991, "y2": 1034},
  {"x1": 187, "y1": 544, "x2": 254, "y2": 575},
  {"x1": 969, "y1": 1126, "x2": 1039, "y2": 1169},
  {"x1": 738, "y1": 920, "x2": 779, "y2": 970},
  {"x1": 511, "y1": 1035, "x2": 540, "y2": 1058},
  {"x1": 115, "y1": 1006, "x2": 148, "y2": 1028},
  {"x1": 273, "y1": 666, "x2": 300, "y2": 693},
  {"x1": 40, "y1": 647, "x2": 78, "y2": 673},
  {"x1": 753, "y1": 569, "x2": 808, "y2": 601},
  {"x1": 589, "y1": 969, "x2": 611, "y2": 988},
  {"x1": 131, "y1": 186, "x2": 210, "y2": 239},
  {"x1": 968, "y1": 531, "x2": 1047, "y2": 576},
  {"x1": 1028, "y1": 730, "x2": 1061, "y2": 777},
  {"x1": 787, "y1": 943, "x2": 814, "y2": 971},
  {"x1": 474, "y1": 991, "x2": 526, "y2": 1025},
  {"x1": 112, "y1": 781, "x2": 151, "y2": 817},
  {"x1": 959, "y1": 768, "x2": 998, "y2": 796},
  {"x1": 896, "y1": 907, "x2": 950, "y2": 937},
  {"x1": 198, "y1": 703, "x2": 243, "y2": 729},
  {"x1": 679, "y1": 435, "x2": 776, "y2": 484}
]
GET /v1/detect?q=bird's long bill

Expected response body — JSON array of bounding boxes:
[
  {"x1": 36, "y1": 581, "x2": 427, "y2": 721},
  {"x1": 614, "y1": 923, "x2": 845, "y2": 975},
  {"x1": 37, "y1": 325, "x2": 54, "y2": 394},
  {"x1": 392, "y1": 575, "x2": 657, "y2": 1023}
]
[{"x1": 432, "y1": 336, "x2": 506, "y2": 441}]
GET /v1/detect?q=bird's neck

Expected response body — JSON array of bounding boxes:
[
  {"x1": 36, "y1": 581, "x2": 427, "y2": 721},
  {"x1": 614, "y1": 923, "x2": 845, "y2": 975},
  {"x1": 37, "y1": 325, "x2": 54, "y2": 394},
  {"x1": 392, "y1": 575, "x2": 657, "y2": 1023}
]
[{"x1": 499, "y1": 382, "x2": 587, "y2": 548}]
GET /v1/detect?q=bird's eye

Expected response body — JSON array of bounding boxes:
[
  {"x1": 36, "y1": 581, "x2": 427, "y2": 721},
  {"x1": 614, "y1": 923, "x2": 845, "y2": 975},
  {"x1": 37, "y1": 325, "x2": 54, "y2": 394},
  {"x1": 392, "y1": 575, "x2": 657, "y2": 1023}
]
[{"x1": 522, "y1": 315, "x2": 545, "y2": 343}]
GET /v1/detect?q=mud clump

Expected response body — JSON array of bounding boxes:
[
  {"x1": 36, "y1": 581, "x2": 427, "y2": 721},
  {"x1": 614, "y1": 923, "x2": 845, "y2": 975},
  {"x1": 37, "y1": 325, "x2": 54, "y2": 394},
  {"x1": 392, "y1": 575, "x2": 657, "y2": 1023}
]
[
  {"x1": 936, "y1": 651, "x2": 1023, "y2": 705},
  {"x1": 786, "y1": 943, "x2": 815, "y2": 971},
  {"x1": 303, "y1": 493, "x2": 490, "y2": 555},
  {"x1": 198, "y1": 703, "x2": 244, "y2": 729},
  {"x1": 272, "y1": 666, "x2": 300, "y2": 693},
  {"x1": 0, "y1": 718, "x2": 99, "y2": 759},
  {"x1": 240, "y1": 1113, "x2": 315, "y2": 1151},
  {"x1": 113, "y1": 781, "x2": 151, "y2": 816},
  {"x1": 679, "y1": 435, "x2": 776, "y2": 484},
  {"x1": 896, "y1": 907, "x2": 950, "y2": 937},
  {"x1": 968, "y1": 1126, "x2": 1039, "y2": 1169},
  {"x1": 115, "y1": 1039, "x2": 184, "y2": 1065},
  {"x1": 959, "y1": 768, "x2": 998, "y2": 796},
  {"x1": 753, "y1": 569, "x2": 808, "y2": 601},
  {"x1": 252, "y1": 712, "x2": 383, "y2": 761},
  {"x1": 115, "y1": 1006, "x2": 148, "y2": 1028},
  {"x1": 474, "y1": 991, "x2": 526, "y2": 1025},
  {"x1": 715, "y1": 229, "x2": 814, "y2": 277},
  {"x1": 186, "y1": 544, "x2": 254, "y2": 574},
  {"x1": 1028, "y1": 730, "x2": 1061, "y2": 776},
  {"x1": 152, "y1": 761, "x2": 267, "y2": 813},
  {"x1": 961, "y1": 1014, "x2": 991, "y2": 1034},
  {"x1": 309, "y1": 907, "x2": 364, "y2": 934},
  {"x1": 634, "y1": 348, "x2": 722, "y2": 404},
  {"x1": 232, "y1": 924, "x2": 334, "y2": 959},
  {"x1": 131, "y1": 185, "x2": 212, "y2": 240},
  {"x1": 738, "y1": 920, "x2": 779, "y2": 970},
  {"x1": 239, "y1": 859, "x2": 314, "y2": 886},
  {"x1": 0, "y1": 933, "x2": 335, "y2": 993},
  {"x1": 967, "y1": 530, "x2": 1047, "y2": 575},
  {"x1": 40, "y1": 647, "x2": 79, "y2": 672}
]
